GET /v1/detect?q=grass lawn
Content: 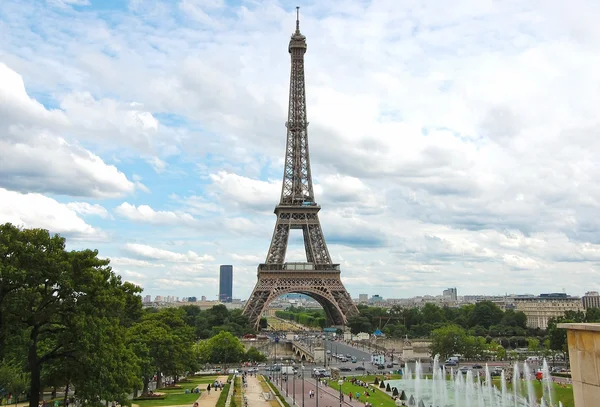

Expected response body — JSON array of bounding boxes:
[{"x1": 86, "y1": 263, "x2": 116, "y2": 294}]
[
  {"x1": 134, "y1": 392, "x2": 200, "y2": 407},
  {"x1": 490, "y1": 378, "x2": 574, "y2": 407},
  {"x1": 327, "y1": 379, "x2": 396, "y2": 407},
  {"x1": 158, "y1": 376, "x2": 219, "y2": 391}
]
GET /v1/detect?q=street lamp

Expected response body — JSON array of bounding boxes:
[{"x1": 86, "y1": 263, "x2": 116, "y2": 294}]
[
  {"x1": 315, "y1": 371, "x2": 319, "y2": 407},
  {"x1": 301, "y1": 364, "x2": 305, "y2": 407},
  {"x1": 286, "y1": 361, "x2": 289, "y2": 397},
  {"x1": 337, "y1": 379, "x2": 344, "y2": 407},
  {"x1": 293, "y1": 367, "x2": 296, "y2": 406}
]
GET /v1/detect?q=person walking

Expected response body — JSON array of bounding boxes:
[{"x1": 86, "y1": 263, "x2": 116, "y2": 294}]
[{"x1": 207, "y1": 384, "x2": 211, "y2": 394}]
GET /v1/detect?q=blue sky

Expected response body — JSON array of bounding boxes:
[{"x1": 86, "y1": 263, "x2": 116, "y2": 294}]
[{"x1": 1, "y1": 0, "x2": 600, "y2": 300}]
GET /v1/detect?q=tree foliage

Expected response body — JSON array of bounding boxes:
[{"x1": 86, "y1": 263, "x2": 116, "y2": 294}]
[
  {"x1": 0, "y1": 224, "x2": 262, "y2": 407},
  {"x1": 196, "y1": 331, "x2": 246, "y2": 364},
  {"x1": 0, "y1": 223, "x2": 143, "y2": 407}
]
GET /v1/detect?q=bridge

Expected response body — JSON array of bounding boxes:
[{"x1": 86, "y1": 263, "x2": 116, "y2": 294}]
[{"x1": 291, "y1": 340, "x2": 320, "y2": 362}]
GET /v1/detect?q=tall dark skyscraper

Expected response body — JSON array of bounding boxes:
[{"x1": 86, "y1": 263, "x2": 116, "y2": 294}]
[{"x1": 219, "y1": 265, "x2": 233, "y2": 303}]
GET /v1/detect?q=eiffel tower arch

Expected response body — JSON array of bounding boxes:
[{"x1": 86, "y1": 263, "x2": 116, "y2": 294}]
[{"x1": 243, "y1": 8, "x2": 359, "y2": 330}]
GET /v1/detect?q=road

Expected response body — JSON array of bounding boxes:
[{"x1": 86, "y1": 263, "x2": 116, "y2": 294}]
[{"x1": 270, "y1": 373, "x2": 363, "y2": 407}]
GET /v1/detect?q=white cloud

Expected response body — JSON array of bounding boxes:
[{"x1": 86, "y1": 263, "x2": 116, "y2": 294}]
[
  {"x1": 0, "y1": 63, "x2": 137, "y2": 198},
  {"x1": 60, "y1": 93, "x2": 160, "y2": 153},
  {"x1": 110, "y1": 257, "x2": 164, "y2": 268},
  {"x1": 66, "y1": 202, "x2": 110, "y2": 218},
  {"x1": 146, "y1": 156, "x2": 167, "y2": 173},
  {"x1": 123, "y1": 243, "x2": 214, "y2": 263},
  {"x1": 47, "y1": 0, "x2": 90, "y2": 8},
  {"x1": 208, "y1": 171, "x2": 280, "y2": 211},
  {"x1": 115, "y1": 202, "x2": 199, "y2": 226},
  {"x1": 0, "y1": 188, "x2": 102, "y2": 239}
]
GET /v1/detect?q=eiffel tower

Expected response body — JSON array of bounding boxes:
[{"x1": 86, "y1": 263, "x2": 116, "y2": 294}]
[{"x1": 243, "y1": 8, "x2": 359, "y2": 330}]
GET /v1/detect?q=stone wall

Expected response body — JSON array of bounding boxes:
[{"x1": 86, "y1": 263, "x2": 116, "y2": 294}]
[{"x1": 558, "y1": 323, "x2": 600, "y2": 406}]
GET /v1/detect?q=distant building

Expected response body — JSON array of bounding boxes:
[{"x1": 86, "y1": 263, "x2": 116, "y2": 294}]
[
  {"x1": 370, "y1": 294, "x2": 383, "y2": 303},
  {"x1": 219, "y1": 265, "x2": 233, "y2": 303},
  {"x1": 583, "y1": 291, "x2": 600, "y2": 310},
  {"x1": 201, "y1": 295, "x2": 207, "y2": 301},
  {"x1": 359, "y1": 294, "x2": 369, "y2": 302},
  {"x1": 143, "y1": 295, "x2": 151, "y2": 303},
  {"x1": 443, "y1": 288, "x2": 458, "y2": 301},
  {"x1": 515, "y1": 293, "x2": 583, "y2": 329}
]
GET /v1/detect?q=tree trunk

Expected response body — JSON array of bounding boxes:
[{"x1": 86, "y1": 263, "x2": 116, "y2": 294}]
[
  {"x1": 63, "y1": 383, "x2": 70, "y2": 407},
  {"x1": 156, "y1": 371, "x2": 162, "y2": 390},
  {"x1": 28, "y1": 340, "x2": 41, "y2": 407},
  {"x1": 51, "y1": 387, "x2": 57, "y2": 399},
  {"x1": 142, "y1": 378, "x2": 149, "y2": 395}
]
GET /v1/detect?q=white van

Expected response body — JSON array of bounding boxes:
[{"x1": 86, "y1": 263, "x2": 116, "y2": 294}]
[
  {"x1": 445, "y1": 356, "x2": 459, "y2": 364},
  {"x1": 526, "y1": 356, "x2": 541, "y2": 363}
]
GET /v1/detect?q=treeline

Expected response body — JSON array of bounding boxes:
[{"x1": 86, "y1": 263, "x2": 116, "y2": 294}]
[
  {"x1": 276, "y1": 307, "x2": 327, "y2": 328},
  {"x1": 431, "y1": 307, "x2": 600, "y2": 361},
  {"x1": 347, "y1": 302, "x2": 531, "y2": 339},
  {"x1": 0, "y1": 224, "x2": 260, "y2": 407}
]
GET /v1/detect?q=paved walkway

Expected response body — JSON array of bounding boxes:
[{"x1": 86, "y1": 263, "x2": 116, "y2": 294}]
[
  {"x1": 195, "y1": 376, "x2": 229, "y2": 407},
  {"x1": 245, "y1": 376, "x2": 271, "y2": 407}
]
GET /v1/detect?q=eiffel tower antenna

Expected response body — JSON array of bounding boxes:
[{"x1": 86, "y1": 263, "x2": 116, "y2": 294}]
[{"x1": 243, "y1": 9, "x2": 359, "y2": 330}]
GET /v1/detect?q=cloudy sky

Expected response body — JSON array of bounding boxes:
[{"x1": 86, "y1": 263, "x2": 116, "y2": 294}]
[{"x1": 1, "y1": 0, "x2": 599, "y2": 301}]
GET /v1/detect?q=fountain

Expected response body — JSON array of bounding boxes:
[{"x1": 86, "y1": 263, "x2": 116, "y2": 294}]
[{"x1": 383, "y1": 355, "x2": 562, "y2": 407}]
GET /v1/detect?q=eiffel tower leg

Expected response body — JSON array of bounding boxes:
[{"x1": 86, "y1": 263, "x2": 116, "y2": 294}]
[
  {"x1": 265, "y1": 222, "x2": 291, "y2": 264},
  {"x1": 304, "y1": 220, "x2": 331, "y2": 264}
]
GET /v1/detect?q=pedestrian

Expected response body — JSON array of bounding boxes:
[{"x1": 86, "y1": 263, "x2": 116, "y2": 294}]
[{"x1": 207, "y1": 384, "x2": 211, "y2": 394}]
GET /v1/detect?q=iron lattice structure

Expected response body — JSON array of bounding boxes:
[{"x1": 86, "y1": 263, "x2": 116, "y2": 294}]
[{"x1": 243, "y1": 9, "x2": 359, "y2": 330}]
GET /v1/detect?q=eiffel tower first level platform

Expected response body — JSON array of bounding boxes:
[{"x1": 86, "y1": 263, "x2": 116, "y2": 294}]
[{"x1": 242, "y1": 8, "x2": 359, "y2": 330}]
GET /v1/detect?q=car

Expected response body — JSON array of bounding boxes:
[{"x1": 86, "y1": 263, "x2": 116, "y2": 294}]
[
  {"x1": 459, "y1": 367, "x2": 470, "y2": 374},
  {"x1": 444, "y1": 361, "x2": 458, "y2": 367},
  {"x1": 257, "y1": 363, "x2": 266, "y2": 367},
  {"x1": 248, "y1": 367, "x2": 258, "y2": 372},
  {"x1": 377, "y1": 364, "x2": 385, "y2": 370},
  {"x1": 351, "y1": 359, "x2": 357, "y2": 363},
  {"x1": 386, "y1": 363, "x2": 393, "y2": 368},
  {"x1": 355, "y1": 366, "x2": 366, "y2": 371},
  {"x1": 472, "y1": 364, "x2": 483, "y2": 369},
  {"x1": 340, "y1": 367, "x2": 352, "y2": 372}
]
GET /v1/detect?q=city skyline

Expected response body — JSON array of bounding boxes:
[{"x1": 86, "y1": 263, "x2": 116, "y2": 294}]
[{"x1": 1, "y1": 0, "x2": 599, "y2": 299}]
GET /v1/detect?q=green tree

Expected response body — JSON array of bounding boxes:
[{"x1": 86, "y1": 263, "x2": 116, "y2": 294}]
[
  {"x1": 197, "y1": 331, "x2": 246, "y2": 365},
  {"x1": 245, "y1": 347, "x2": 267, "y2": 362},
  {"x1": 430, "y1": 324, "x2": 467, "y2": 361},
  {"x1": 496, "y1": 345, "x2": 507, "y2": 360},
  {"x1": 468, "y1": 301, "x2": 504, "y2": 328},
  {"x1": 421, "y1": 304, "x2": 445, "y2": 324},
  {"x1": 128, "y1": 309, "x2": 194, "y2": 390},
  {"x1": 347, "y1": 316, "x2": 372, "y2": 334},
  {"x1": 0, "y1": 361, "x2": 29, "y2": 403},
  {"x1": 586, "y1": 307, "x2": 600, "y2": 322},
  {"x1": 527, "y1": 337, "x2": 540, "y2": 355},
  {"x1": 0, "y1": 224, "x2": 143, "y2": 407}
]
